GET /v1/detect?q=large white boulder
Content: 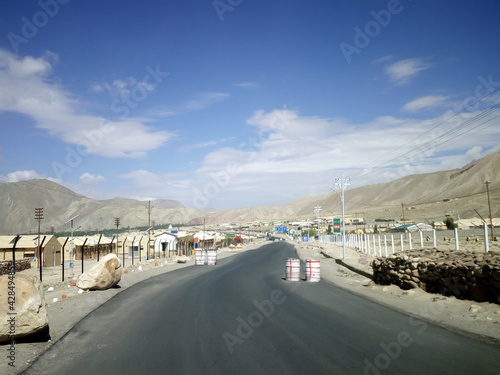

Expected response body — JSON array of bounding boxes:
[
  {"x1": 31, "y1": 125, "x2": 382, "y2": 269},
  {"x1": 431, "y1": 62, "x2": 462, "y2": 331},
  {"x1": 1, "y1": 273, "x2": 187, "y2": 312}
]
[
  {"x1": 77, "y1": 254, "x2": 122, "y2": 291},
  {"x1": 0, "y1": 273, "x2": 48, "y2": 342}
]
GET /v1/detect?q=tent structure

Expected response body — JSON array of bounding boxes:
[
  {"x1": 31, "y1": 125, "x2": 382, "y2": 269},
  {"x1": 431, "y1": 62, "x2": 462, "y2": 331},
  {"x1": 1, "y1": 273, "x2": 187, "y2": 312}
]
[{"x1": 393, "y1": 223, "x2": 433, "y2": 232}]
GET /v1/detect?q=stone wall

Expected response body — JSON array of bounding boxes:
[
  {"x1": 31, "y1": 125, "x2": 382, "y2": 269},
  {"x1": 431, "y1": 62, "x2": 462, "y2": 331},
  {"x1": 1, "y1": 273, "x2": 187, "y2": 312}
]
[
  {"x1": 372, "y1": 249, "x2": 500, "y2": 304},
  {"x1": 0, "y1": 259, "x2": 31, "y2": 275}
]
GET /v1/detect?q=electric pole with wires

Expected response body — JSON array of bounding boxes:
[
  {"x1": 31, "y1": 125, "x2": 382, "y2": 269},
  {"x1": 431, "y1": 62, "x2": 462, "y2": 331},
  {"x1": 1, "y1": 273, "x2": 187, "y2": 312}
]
[
  {"x1": 35, "y1": 208, "x2": 43, "y2": 276},
  {"x1": 114, "y1": 218, "x2": 120, "y2": 255}
]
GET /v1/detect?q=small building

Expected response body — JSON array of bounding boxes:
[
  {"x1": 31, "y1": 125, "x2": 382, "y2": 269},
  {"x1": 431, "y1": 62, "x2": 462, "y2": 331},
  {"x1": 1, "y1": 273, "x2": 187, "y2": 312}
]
[
  {"x1": 0, "y1": 234, "x2": 62, "y2": 267},
  {"x1": 154, "y1": 232, "x2": 178, "y2": 257},
  {"x1": 59, "y1": 235, "x2": 114, "y2": 261}
]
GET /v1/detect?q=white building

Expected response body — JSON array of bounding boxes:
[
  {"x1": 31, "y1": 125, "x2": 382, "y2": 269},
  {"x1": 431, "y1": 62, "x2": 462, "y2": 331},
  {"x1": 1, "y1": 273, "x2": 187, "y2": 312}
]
[{"x1": 154, "y1": 232, "x2": 178, "y2": 256}]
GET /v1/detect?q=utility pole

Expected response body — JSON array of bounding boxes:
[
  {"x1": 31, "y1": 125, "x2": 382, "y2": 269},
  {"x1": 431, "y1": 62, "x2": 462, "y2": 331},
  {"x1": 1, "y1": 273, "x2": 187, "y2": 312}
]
[
  {"x1": 486, "y1": 181, "x2": 494, "y2": 241},
  {"x1": 401, "y1": 203, "x2": 407, "y2": 239},
  {"x1": 314, "y1": 206, "x2": 322, "y2": 248},
  {"x1": 34, "y1": 208, "x2": 43, "y2": 278},
  {"x1": 335, "y1": 175, "x2": 350, "y2": 261},
  {"x1": 114, "y1": 218, "x2": 120, "y2": 255}
]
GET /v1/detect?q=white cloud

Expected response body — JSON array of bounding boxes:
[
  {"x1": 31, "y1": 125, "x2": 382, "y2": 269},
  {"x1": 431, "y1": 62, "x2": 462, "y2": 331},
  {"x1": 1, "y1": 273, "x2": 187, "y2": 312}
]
[
  {"x1": 385, "y1": 58, "x2": 432, "y2": 85},
  {"x1": 0, "y1": 49, "x2": 173, "y2": 158},
  {"x1": 189, "y1": 108, "x2": 500, "y2": 208},
  {"x1": 402, "y1": 95, "x2": 452, "y2": 112},
  {"x1": 0, "y1": 170, "x2": 59, "y2": 183},
  {"x1": 79, "y1": 172, "x2": 105, "y2": 187},
  {"x1": 112, "y1": 100, "x2": 500, "y2": 209}
]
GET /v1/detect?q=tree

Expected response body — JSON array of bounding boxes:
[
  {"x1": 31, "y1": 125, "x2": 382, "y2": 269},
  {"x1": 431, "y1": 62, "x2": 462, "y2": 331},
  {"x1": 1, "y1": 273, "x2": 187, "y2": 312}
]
[
  {"x1": 374, "y1": 225, "x2": 379, "y2": 234},
  {"x1": 307, "y1": 228, "x2": 317, "y2": 237},
  {"x1": 444, "y1": 217, "x2": 457, "y2": 230},
  {"x1": 327, "y1": 223, "x2": 332, "y2": 235}
]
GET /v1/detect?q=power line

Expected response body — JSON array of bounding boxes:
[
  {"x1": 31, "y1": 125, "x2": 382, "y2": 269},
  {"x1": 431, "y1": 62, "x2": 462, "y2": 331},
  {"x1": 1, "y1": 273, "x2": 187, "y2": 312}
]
[{"x1": 355, "y1": 89, "x2": 500, "y2": 180}]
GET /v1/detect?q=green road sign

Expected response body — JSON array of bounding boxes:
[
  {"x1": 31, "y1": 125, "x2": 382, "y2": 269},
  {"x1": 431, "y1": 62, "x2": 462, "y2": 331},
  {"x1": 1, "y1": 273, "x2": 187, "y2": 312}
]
[{"x1": 333, "y1": 218, "x2": 341, "y2": 233}]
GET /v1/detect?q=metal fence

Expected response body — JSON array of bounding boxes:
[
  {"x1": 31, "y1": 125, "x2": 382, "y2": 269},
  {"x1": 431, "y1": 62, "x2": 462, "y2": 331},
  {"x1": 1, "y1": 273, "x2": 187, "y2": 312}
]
[{"x1": 319, "y1": 226, "x2": 496, "y2": 256}]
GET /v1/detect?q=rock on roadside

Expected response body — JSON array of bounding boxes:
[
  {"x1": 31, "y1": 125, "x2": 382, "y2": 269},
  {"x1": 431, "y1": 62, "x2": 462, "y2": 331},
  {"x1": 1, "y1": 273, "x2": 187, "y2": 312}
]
[
  {"x1": 76, "y1": 254, "x2": 122, "y2": 291},
  {"x1": 0, "y1": 273, "x2": 48, "y2": 342}
]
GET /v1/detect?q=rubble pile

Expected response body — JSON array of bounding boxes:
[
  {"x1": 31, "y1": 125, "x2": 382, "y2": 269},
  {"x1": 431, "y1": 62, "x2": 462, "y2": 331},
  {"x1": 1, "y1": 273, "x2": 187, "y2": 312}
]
[{"x1": 0, "y1": 259, "x2": 31, "y2": 276}]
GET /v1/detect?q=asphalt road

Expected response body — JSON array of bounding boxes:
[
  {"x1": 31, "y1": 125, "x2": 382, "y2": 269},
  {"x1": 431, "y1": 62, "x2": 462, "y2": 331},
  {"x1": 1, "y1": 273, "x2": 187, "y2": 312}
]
[{"x1": 24, "y1": 242, "x2": 500, "y2": 375}]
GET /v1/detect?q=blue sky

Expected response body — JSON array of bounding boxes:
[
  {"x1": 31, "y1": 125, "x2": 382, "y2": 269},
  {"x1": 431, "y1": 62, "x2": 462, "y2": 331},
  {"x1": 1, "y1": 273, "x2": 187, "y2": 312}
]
[{"x1": 1, "y1": 0, "x2": 500, "y2": 210}]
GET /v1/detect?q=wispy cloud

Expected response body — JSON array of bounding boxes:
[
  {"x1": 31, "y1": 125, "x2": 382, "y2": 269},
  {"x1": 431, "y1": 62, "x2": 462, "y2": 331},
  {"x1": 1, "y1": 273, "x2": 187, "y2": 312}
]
[
  {"x1": 402, "y1": 95, "x2": 452, "y2": 112},
  {"x1": 235, "y1": 82, "x2": 261, "y2": 89},
  {"x1": 178, "y1": 137, "x2": 234, "y2": 152},
  {"x1": 148, "y1": 91, "x2": 230, "y2": 117},
  {"x1": 90, "y1": 77, "x2": 155, "y2": 98},
  {"x1": 385, "y1": 58, "x2": 433, "y2": 85},
  {"x1": 372, "y1": 55, "x2": 394, "y2": 64},
  {"x1": 182, "y1": 92, "x2": 229, "y2": 111},
  {"x1": 0, "y1": 49, "x2": 173, "y2": 158}
]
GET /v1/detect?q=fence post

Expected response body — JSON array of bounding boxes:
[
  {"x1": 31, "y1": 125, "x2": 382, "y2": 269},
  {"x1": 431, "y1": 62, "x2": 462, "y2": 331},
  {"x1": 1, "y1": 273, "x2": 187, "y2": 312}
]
[
  {"x1": 61, "y1": 237, "x2": 68, "y2": 282},
  {"x1": 420, "y1": 231, "x2": 424, "y2": 249},
  {"x1": 454, "y1": 228, "x2": 459, "y2": 250},
  {"x1": 378, "y1": 235, "x2": 382, "y2": 256},
  {"x1": 391, "y1": 234, "x2": 395, "y2": 254},
  {"x1": 366, "y1": 234, "x2": 370, "y2": 254},
  {"x1": 384, "y1": 235, "x2": 388, "y2": 257},
  {"x1": 484, "y1": 225, "x2": 489, "y2": 252},
  {"x1": 408, "y1": 232, "x2": 412, "y2": 251},
  {"x1": 433, "y1": 229, "x2": 437, "y2": 249},
  {"x1": 400, "y1": 234, "x2": 404, "y2": 252}
]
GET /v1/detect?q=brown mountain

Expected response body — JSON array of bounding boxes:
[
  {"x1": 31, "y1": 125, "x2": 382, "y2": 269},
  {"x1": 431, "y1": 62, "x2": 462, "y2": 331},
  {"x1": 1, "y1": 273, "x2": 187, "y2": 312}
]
[
  {"x1": 2, "y1": 149, "x2": 499, "y2": 234},
  {"x1": 0, "y1": 179, "x2": 203, "y2": 235},
  {"x1": 197, "y1": 149, "x2": 500, "y2": 225}
]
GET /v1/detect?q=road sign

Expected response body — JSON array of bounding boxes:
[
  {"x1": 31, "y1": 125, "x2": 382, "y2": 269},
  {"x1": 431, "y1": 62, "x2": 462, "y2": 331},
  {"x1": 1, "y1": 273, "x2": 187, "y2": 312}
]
[
  {"x1": 302, "y1": 234, "x2": 309, "y2": 242},
  {"x1": 275, "y1": 227, "x2": 287, "y2": 232},
  {"x1": 333, "y1": 218, "x2": 341, "y2": 233}
]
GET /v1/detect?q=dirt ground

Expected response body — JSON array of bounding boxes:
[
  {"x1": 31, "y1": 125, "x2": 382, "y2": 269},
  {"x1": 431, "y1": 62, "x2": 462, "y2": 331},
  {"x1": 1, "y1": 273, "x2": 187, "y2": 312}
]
[{"x1": 3, "y1": 240, "x2": 500, "y2": 374}]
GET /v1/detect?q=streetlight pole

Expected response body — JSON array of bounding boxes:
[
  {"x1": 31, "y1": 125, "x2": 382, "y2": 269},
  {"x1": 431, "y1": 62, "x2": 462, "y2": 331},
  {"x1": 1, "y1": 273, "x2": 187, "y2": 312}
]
[
  {"x1": 335, "y1": 175, "x2": 350, "y2": 261},
  {"x1": 486, "y1": 181, "x2": 495, "y2": 241},
  {"x1": 65, "y1": 215, "x2": 79, "y2": 276}
]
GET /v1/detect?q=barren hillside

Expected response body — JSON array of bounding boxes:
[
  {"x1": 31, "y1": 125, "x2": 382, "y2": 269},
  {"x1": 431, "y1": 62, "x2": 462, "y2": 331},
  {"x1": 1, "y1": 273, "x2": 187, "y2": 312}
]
[{"x1": 0, "y1": 180, "x2": 203, "y2": 235}]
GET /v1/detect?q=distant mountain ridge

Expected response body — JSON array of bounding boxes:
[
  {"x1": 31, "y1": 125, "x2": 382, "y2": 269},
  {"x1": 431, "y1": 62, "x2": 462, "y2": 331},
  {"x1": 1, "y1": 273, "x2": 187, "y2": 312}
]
[
  {"x1": 1, "y1": 149, "x2": 499, "y2": 234},
  {"x1": 0, "y1": 179, "x2": 201, "y2": 235},
  {"x1": 194, "y1": 149, "x2": 500, "y2": 224}
]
